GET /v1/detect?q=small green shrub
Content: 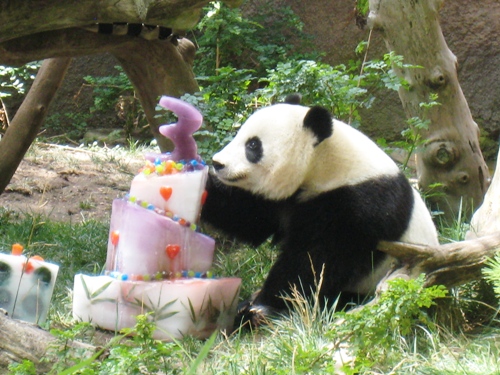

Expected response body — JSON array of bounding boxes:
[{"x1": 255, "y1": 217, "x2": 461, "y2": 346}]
[{"x1": 332, "y1": 275, "x2": 448, "y2": 373}]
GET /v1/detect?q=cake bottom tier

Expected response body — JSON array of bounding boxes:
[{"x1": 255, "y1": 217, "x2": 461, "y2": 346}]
[{"x1": 73, "y1": 274, "x2": 241, "y2": 340}]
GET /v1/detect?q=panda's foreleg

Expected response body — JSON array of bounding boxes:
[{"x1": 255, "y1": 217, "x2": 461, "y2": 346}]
[
  {"x1": 201, "y1": 175, "x2": 281, "y2": 245},
  {"x1": 235, "y1": 249, "x2": 340, "y2": 327}
]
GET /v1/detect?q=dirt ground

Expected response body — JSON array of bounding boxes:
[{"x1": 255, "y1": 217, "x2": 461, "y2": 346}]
[{"x1": 0, "y1": 143, "x2": 146, "y2": 222}]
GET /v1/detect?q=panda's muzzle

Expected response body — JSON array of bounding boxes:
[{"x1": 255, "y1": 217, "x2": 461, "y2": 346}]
[{"x1": 211, "y1": 161, "x2": 246, "y2": 183}]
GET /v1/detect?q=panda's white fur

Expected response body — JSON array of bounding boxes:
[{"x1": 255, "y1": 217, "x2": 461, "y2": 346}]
[
  {"x1": 203, "y1": 101, "x2": 439, "y2": 327},
  {"x1": 214, "y1": 104, "x2": 438, "y2": 247}
]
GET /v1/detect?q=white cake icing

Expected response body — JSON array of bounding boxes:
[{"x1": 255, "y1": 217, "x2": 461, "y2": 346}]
[{"x1": 129, "y1": 166, "x2": 208, "y2": 223}]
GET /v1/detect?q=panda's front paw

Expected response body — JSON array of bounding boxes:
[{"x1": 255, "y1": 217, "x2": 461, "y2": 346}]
[{"x1": 234, "y1": 300, "x2": 274, "y2": 329}]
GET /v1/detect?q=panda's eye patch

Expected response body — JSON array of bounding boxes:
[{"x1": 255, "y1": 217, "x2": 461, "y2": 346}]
[{"x1": 245, "y1": 136, "x2": 263, "y2": 164}]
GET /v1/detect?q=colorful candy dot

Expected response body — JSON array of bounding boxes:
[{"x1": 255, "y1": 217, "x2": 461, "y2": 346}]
[
  {"x1": 30, "y1": 255, "x2": 44, "y2": 262},
  {"x1": 195, "y1": 272, "x2": 202, "y2": 278},
  {"x1": 11, "y1": 243, "x2": 24, "y2": 256},
  {"x1": 23, "y1": 261, "x2": 35, "y2": 274},
  {"x1": 154, "y1": 272, "x2": 163, "y2": 280},
  {"x1": 206, "y1": 271, "x2": 213, "y2": 278},
  {"x1": 187, "y1": 270, "x2": 195, "y2": 277},
  {"x1": 175, "y1": 272, "x2": 182, "y2": 279},
  {"x1": 181, "y1": 270, "x2": 188, "y2": 277},
  {"x1": 143, "y1": 274, "x2": 151, "y2": 281},
  {"x1": 121, "y1": 274, "x2": 128, "y2": 281},
  {"x1": 190, "y1": 223, "x2": 197, "y2": 231}
]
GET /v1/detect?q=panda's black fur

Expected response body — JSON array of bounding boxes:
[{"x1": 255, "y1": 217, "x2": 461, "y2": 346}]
[{"x1": 201, "y1": 97, "x2": 437, "y2": 327}]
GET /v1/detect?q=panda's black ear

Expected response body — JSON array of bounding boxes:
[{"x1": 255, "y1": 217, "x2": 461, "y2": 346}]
[
  {"x1": 303, "y1": 106, "x2": 333, "y2": 145},
  {"x1": 284, "y1": 93, "x2": 302, "y2": 105}
]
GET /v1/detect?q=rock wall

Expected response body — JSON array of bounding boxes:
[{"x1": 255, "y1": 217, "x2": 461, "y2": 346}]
[{"x1": 286, "y1": 0, "x2": 500, "y2": 156}]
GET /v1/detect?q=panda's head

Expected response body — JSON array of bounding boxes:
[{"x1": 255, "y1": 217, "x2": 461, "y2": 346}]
[{"x1": 212, "y1": 102, "x2": 333, "y2": 200}]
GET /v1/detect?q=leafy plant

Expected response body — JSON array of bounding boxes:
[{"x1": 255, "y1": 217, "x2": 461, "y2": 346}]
[
  {"x1": 0, "y1": 63, "x2": 40, "y2": 99},
  {"x1": 482, "y1": 254, "x2": 500, "y2": 300},
  {"x1": 332, "y1": 275, "x2": 448, "y2": 373},
  {"x1": 83, "y1": 66, "x2": 147, "y2": 140},
  {"x1": 192, "y1": 1, "x2": 316, "y2": 78},
  {"x1": 0, "y1": 62, "x2": 40, "y2": 129},
  {"x1": 178, "y1": 67, "x2": 259, "y2": 159}
]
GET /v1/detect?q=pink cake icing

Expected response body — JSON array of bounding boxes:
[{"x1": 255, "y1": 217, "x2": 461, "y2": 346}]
[{"x1": 73, "y1": 97, "x2": 241, "y2": 339}]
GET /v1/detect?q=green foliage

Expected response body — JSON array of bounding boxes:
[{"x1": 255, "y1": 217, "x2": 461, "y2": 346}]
[
  {"x1": 7, "y1": 360, "x2": 37, "y2": 375},
  {"x1": 83, "y1": 67, "x2": 133, "y2": 113},
  {"x1": 356, "y1": 0, "x2": 370, "y2": 16},
  {"x1": 178, "y1": 67, "x2": 260, "y2": 160},
  {"x1": 258, "y1": 60, "x2": 369, "y2": 125},
  {"x1": 44, "y1": 112, "x2": 90, "y2": 140},
  {"x1": 182, "y1": 46, "x2": 412, "y2": 159},
  {"x1": 389, "y1": 93, "x2": 441, "y2": 172},
  {"x1": 8, "y1": 315, "x2": 216, "y2": 374},
  {"x1": 332, "y1": 275, "x2": 448, "y2": 373},
  {"x1": 83, "y1": 66, "x2": 147, "y2": 140},
  {"x1": 0, "y1": 63, "x2": 40, "y2": 99},
  {"x1": 193, "y1": 1, "x2": 316, "y2": 78},
  {"x1": 483, "y1": 253, "x2": 500, "y2": 300}
]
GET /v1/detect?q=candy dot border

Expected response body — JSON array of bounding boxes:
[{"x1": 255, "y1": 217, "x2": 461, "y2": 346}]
[
  {"x1": 124, "y1": 194, "x2": 198, "y2": 231},
  {"x1": 105, "y1": 269, "x2": 216, "y2": 281}
]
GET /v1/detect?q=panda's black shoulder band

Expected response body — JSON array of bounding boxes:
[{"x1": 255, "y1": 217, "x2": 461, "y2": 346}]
[{"x1": 303, "y1": 106, "x2": 333, "y2": 145}]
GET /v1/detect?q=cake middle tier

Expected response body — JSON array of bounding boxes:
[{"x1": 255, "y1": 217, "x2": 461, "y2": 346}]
[{"x1": 106, "y1": 199, "x2": 215, "y2": 276}]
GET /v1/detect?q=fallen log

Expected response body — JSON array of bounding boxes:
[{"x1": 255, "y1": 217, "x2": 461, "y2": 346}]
[
  {"x1": 377, "y1": 233, "x2": 500, "y2": 292},
  {"x1": 0, "y1": 309, "x2": 95, "y2": 373}
]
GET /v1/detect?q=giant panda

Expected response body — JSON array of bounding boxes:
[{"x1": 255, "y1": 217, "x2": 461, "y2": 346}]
[{"x1": 201, "y1": 97, "x2": 439, "y2": 327}]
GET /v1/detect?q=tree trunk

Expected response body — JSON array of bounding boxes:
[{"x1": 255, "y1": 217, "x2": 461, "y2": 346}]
[
  {"x1": 113, "y1": 37, "x2": 199, "y2": 152},
  {"x1": 466, "y1": 147, "x2": 500, "y2": 239},
  {"x1": 0, "y1": 58, "x2": 71, "y2": 195},
  {"x1": 368, "y1": 0, "x2": 490, "y2": 222}
]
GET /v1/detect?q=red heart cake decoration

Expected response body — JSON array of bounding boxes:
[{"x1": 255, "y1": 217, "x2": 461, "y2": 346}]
[
  {"x1": 110, "y1": 230, "x2": 120, "y2": 246},
  {"x1": 160, "y1": 186, "x2": 173, "y2": 201},
  {"x1": 166, "y1": 244, "x2": 181, "y2": 259},
  {"x1": 201, "y1": 190, "x2": 208, "y2": 205}
]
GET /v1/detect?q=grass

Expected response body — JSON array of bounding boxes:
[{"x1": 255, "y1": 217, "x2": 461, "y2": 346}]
[
  {"x1": 2, "y1": 145, "x2": 500, "y2": 374},
  {"x1": 2, "y1": 206, "x2": 500, "y2": 374}
]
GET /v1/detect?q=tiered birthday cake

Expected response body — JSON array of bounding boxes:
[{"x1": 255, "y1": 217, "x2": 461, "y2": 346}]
[{"x1": 73, "y1": 97, "x2": 241, "y2": 340}]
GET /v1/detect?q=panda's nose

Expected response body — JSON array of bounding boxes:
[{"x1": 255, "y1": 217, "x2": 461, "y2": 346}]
[{"x1": 212, "y1": 160, "x2": 225, "y2": 171}]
